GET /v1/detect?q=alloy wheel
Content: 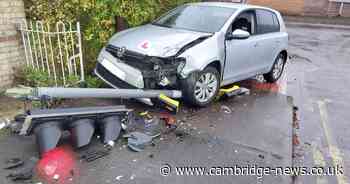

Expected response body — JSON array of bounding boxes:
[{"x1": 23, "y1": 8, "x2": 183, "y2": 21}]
[{"x1": 194, "y1": 73, "x2": 218, "y2": 103}]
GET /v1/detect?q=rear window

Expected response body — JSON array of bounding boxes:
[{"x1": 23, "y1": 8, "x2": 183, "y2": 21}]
[{"x1": 256, "y1": 10, "x2": 280, "y2": 34}]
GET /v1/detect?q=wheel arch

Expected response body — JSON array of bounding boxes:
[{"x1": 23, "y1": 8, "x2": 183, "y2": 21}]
[
  {"x1": 206, "y1": 60, "x2": 222, "y2": 75},
  {"x1": 280, "y1": 50, "x2": 288, "y2": 62}
]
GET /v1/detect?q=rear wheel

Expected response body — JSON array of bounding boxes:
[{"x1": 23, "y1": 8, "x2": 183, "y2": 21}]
[
  {"x1": 264, "y1": 53, "x2": 286, "y2": 83},
  {"x1": 182, "y1": 66, "x2": 220, "y2": 107}
]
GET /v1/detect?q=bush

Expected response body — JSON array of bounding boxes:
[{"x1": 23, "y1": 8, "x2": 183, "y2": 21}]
[
  {"x1": 14, "y1": 66, "x2": 103, "y2": 88},
  {"x1": 24, "y1": 0, "x2": 199, "y2": 74},
  {"x1": 16, "y1": 67, "x2": 56, "y2": 87}
]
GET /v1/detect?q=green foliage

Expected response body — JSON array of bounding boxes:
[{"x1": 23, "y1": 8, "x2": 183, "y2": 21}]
[
  {"x1": 25, "y1": 0, "x2": 199, "y2": 74},
  {"x1": 15, "y1": 66, "x2": 103, "y2": 88},
  {"x1": 20, "y1": 67, "x2": 57, "y2": 87},
  {"x1": 84, "y1": 75, "x2": 105, "y2": 88}
]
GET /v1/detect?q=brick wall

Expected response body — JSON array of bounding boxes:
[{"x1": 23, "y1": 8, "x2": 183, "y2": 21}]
[
  {"x1": 0, "y1": 0, "x2": 25, "y2": 90},
  {"x1": 247, "y1": 0, "x2": 305, "y2": 15},
  {"x1": 245, "y1": 0, "x2": 350, "y2": 17}
]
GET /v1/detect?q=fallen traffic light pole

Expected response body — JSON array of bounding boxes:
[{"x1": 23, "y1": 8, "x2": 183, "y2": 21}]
[{"x1": 5, "y1": 86, "x2": 182, "y2": 155}]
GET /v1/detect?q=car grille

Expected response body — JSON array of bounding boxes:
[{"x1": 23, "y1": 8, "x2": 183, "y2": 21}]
[
  {"x1": 105, "y1": 44, "x2": 154, "y2": 71},
  {"x1": 95, "y1": 62, "x2": 137, "y2": 89}
]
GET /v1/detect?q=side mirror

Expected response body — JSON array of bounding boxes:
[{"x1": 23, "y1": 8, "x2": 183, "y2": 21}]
[{"x1": 227, "y1": 29, "x2": 250, "y2": 40}]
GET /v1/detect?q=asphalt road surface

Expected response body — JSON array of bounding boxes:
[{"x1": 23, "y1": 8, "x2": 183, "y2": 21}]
[{"x1": 287, "y1": 26, "x2": 350, "y2": 184}]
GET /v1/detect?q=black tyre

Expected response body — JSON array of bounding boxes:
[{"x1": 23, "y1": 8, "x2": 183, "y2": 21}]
[
  {"x1": 181, "y1": 66, "x2": 220, "y2": 107},
  {"x1": 264, "y1": 53, "x2": 286, "y2": 83}
]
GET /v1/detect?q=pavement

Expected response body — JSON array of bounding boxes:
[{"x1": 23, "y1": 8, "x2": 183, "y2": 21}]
[{"x1": 0, "y1": 22, "x2": 349, "y2": 184}]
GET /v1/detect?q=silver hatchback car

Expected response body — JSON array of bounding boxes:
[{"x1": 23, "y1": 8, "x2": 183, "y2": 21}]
[{"x1": 95, "y1": 2, "x2": 288, "y2": 106}]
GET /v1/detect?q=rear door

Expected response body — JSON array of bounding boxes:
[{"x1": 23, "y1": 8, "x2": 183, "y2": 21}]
[{"x1": 252, "y1": 9, "x2": 282, "y2": 74}]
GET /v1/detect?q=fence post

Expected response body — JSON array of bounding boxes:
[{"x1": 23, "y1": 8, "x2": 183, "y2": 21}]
[{"x1": 77, "y1": 22, "x2": 85, "y2": 82}]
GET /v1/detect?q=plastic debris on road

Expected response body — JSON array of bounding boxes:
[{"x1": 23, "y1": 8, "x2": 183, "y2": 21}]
[
  {"x1": 124, "y1": 132, "x2": 153, "y2": 152},
  {"x1": 221, "y1": 105, "x2": 232, "y2": 114}
]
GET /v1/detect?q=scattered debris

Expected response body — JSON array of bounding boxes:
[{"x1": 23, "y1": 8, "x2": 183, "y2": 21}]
[
  {"x1": 139, "y1": 111, "x2": 153, "y2": 119},
  {"x1": 53, "y1": 174, "x2": 60, "y2": 180},
  {"x1": 144, "y1": 117, "x2": 161, "y2": 138},
  {"x1": 130, "y1": 174, "x2": 136, "y2": 180},
  {"x1": 258, "y1": 154, "x2": 265, "y2": 159},
  {"x1": 124, "y1": 132, "x2": 153, "y2": 152},
  {"x1": 289, "y1": 54, "x2": 312, "y2": 63},
  {"x1": 106, "y1": 141, "x2": 115, "y2": 148},
  {"x1": 81, "y1": 148, "x2": 111, "y2": 162},
  {"x1": 7, "y1": 171, "x2": 33, "y2": 181},
  {"x1": 6, "y1": 157, "x2": 38, "y2": 181},
  {"x1": 221, "y1": 105, "x2": 232, "y2": 114},
  {"x1": 115, "y1": 175, "x2": 123, "y2": 181},
  {"x1": 3, "y1": 158, "x2": 24, "y2": 169},
  {"x1": 160, "y1": 113, "x2": 176, "y2": 126},
  {"x1": 125, "y1": 113, "x2": 161, "y2": 138},
  {"x1": 240, "y1": 88, "x2": 250, "y2": 95},
  {"x1": 121, "y1": 123, "x2": 127, "y2": 130}
]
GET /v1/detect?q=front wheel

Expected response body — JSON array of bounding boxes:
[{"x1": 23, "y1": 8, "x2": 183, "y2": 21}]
[
  {"x1": 264, "y1": 53, "x2": 286, "y2": 83},
  {"x1": 181, "y1": 66, "x2": 220, "y2": 107}
]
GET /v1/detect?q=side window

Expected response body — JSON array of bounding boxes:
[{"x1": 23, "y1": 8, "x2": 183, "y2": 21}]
[
  {"x1": 272, "y1": 13, "x2": 280, "y2": 31},
  {"x1": 256, "y1": 10, "x2": 280, "y2": 34},
  {"x1": 230, "y1": 11, "x2": 256, "y2": 35}
]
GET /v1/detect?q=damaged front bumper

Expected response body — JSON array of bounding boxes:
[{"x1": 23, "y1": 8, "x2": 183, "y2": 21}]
[{"x1": 95, "y1": 45, "x2": 186, "y2": 89}]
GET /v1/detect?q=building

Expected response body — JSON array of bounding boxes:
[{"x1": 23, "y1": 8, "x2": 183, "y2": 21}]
[{"x1": 219, "y1": 0, "x2": 350, "y2": 17}]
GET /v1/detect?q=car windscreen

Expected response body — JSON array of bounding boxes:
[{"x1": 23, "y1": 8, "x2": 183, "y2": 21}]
[{"x1": 153, "y1": 5, "x2": 236, "y2": 33}]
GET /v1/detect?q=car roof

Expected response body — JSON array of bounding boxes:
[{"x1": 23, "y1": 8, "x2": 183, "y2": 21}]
[{"x1": 188, "y1": 2, "x2": 276, "y2": 12}]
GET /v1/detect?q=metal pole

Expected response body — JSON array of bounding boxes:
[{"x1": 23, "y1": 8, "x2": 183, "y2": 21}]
[
  {"x1": 77, "y1": 22, "x2": 85, "y2": 82},
  {"x1": 36, "y1": 21, "x2": 45, "y2": 71},
  {"x1": 47, "y1": 23, "x2": 58, "y2": 86},
  {"x1": 34, "y1": 87, "x2": 182, "y2": 99},
  {"x1": 30, "y1": 21, "x2": 39, "y2": 69},
  {"x1": 20, "y1": 20, "x2": 29, "y2": 66},
  {"x1": 57, "y1": 22, "x2": 66, "y2": 85}
]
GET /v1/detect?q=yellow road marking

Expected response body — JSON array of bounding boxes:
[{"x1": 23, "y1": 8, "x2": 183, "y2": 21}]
[
  {"x1": 318, "y1": 100, "x2": 349, "y2": 184},
  {"x1": 312, "y1": 143, "x2": 328, "y2": 184}
]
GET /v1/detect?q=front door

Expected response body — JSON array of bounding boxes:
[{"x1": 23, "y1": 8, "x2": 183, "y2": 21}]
[{"x1": 223, "y1": 10, "x2": 259, "y2": 83}]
